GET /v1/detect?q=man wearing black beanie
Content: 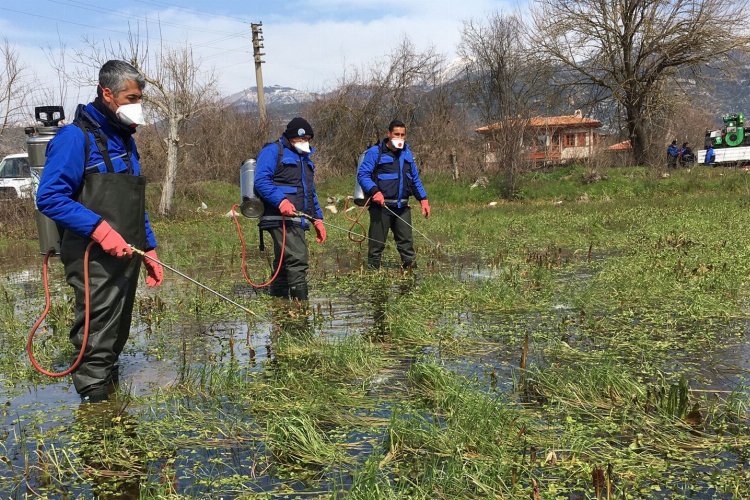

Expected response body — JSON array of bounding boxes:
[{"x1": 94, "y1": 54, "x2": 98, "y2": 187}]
[
  {"x1": 253, "y1": 117, "x2": 326, "y2": 301},
  {"x1": 283, "y1": 117, "x2": 314, "y2": 140}
]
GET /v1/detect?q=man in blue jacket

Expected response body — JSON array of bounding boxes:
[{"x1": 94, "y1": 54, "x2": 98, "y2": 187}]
[
  {"x1": 667, "y1": 140, "x2": 679, "y2": 169},
  {"x1": 254, "y1": 117, "x2": 326, "y2": 301},
  {"x1": 36, "y1": 60, "x2": 163, "y2": 403},
  {"x1": 704, "y1": 143, "x2": 716, "y2": 166},
  {"x1": 357, "y1": 119, "x2": 430, "y2": 269}
]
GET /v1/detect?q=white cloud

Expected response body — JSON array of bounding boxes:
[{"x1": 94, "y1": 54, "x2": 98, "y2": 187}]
[{"x1": 3, "y1": 0, "x2": 522, "y2": 118}]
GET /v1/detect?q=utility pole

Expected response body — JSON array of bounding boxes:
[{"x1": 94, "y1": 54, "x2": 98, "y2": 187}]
[{"x1": 251, "y1": 22, "x2": 267, "y2": 124}]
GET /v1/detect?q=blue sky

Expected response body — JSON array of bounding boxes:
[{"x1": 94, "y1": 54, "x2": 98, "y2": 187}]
[{"x1": 1, "y1": 0, "x2": 522, "y2": 110}]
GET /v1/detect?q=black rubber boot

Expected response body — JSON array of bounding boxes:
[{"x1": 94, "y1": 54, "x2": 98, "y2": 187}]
[
  {"x1": 80, "y1": 389, "x2": 109, "y2": 404},
  {"x1": 268, "y1": 280, "x2": 289, "y2": 299},
  {"x1": 106, "y1": 364, "x2": 120, "y2": 395},
  {"x1": 289, "y1": 282, "x2": 309, "y2": 301}
]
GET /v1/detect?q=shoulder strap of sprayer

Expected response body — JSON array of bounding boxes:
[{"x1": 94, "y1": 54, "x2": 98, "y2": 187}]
[
  {"x1": 372, "y1": 143, "x2": 384, "y2": 175},
  {"x1": 73, "y1": 104, "x2": 133, "y2": 175},
  {"x1": 258, "y1": 140, "x2": 286, "y2": 252}
]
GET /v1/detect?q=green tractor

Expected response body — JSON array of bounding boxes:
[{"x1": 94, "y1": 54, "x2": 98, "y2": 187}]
[
  {"x1": 700, "y1": 112, "x2": 750, "y2": 165},
  {"x1": 713, "y1": 113, "x2": 747, "y2": 148}
]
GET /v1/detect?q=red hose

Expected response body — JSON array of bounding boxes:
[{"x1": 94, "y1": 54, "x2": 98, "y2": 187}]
[
  {"x1": 27, "y1": 242, "x2": 94, "y2": 377},
  {"x1": 343, "y1": 197, "x2": 371, "y2": 245},
  {"x1": 231, "y1": 203, "x2": 287, "y2": 288}
]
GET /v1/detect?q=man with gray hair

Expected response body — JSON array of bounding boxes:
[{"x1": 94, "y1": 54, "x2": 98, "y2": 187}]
[{"x1": 37, "y1": 59, "x2": 163, "y2": 403}]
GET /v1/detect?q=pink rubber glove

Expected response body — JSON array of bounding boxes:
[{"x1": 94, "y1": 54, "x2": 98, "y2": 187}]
[
  {"x1": 420, "y1": 199, "x2": 431, "y2": 218},
  {"x1": 143, "y1": 249, "x2": 163, "y2": 287},
  {"x1": 91, "y1": 220, "x2": 132, "y2": 258},
  {"x1": 278, "y1": 199, "x2": 297, "y2": 216},
  {"x1": 313, "y1": 219, "x2": 327, "y2": 244},
  {"x1": 371, "y1": 192, "x2": 385, "y2": 206}
]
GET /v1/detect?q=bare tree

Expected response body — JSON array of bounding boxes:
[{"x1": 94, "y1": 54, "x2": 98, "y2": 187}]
[
  {"x1": 459, "y1": 13, "x2": 555, "y2": 197},
  {"x1": 74, "y1": 28, "x2": 218, "y2": 215},
  {"x1": 0, "y1": 39, "x2": 31, "y2": 142},
  {"x1": 305, "y1": 37, "x2": 446, "y2": 177},
  {"x1": 458, "y1": 13, "x2": 552, "y2": 123},
  {"x1": 38, "y1": 31, "x2": 72, "y2": 114},
  {"x1": 174, "y1": 102, "x2": 268, "y2": 183},
  {"x1": 530, "y1": 0, "x2": 750, "y2": 165},
  {"x1": 137, "y1": 45, "x2": 218, "y2": 215}
]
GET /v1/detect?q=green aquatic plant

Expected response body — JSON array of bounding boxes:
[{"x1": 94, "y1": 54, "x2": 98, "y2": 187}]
[{"x1": 3, "y1": 167, "x2": 750, "y2": 497}]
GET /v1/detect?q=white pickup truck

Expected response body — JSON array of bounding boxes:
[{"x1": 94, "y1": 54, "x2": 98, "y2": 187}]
[{"x1": 0, "y1": 153, "x2": 33, "y2": 199}]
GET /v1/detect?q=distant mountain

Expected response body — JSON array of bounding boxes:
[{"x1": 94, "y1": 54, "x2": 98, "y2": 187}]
[
  {"x1": 223, "y1": 85, "x2": 318, "y2": 118},
  {"x1": 692, "y1": 54, "x2": 750, "y2": 116},
  {"x1": 439, "y1": 56, "x2": 472, "y2": 84}
]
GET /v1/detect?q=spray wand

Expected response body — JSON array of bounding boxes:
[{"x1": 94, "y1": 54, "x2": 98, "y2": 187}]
[
  {"x1": 130, "y1": 246, "x2": 255, "y2": 316},
  {"x1": 294, "y1": 211, "x2": 385, "y2": 246}
]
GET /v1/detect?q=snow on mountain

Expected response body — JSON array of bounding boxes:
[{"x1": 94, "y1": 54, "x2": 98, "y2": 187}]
[
  {"x1": 223, "y1": 85, "x2": 317, "y2": 110},
  {"x1": 439, "y1": 56, "x2": 472, "y2": 83}
]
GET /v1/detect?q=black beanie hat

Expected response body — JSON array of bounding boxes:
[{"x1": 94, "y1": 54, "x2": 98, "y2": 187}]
[{"x1": 283, "y1": 117, "x2": 314, "y2": 139}]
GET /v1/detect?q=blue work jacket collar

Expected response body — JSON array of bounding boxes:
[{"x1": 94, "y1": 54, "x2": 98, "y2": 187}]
[{"x1": 85, "y1": 101, "x2": 136, "y2": 140}]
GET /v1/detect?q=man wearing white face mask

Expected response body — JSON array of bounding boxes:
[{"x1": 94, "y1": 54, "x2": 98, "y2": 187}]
[
  {"x1": 254, "y1": 117, "x2": 326, "y2": 301},
  {"x1": 357, "y1": 119, "x2": 430, "y2": 269},
  {"x1": 37, "y1": 60, "x2": 163, "y2": 403}
]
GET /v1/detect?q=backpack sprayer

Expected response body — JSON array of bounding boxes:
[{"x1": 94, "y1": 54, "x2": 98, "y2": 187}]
[
  {"x1": 26, "y1": 107, "x2": 65, "y2": 256},
  {"x1": 234, "y1": 157, "x2": 289, "y2": 288}
]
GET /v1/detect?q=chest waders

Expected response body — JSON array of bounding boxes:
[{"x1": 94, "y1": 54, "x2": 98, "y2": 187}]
[
  {"x1": 366, "y1": 146, "x2": 416, "y2": 269},
  {"x1": 63, "y1": 174, "x2": 146, "y2": 399}
]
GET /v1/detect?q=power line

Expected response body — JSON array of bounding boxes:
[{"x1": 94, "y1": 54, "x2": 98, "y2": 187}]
[
  {"x1": 0, "y1": 6, "x2": 132, "y2": 37},
  {"x1": 1, "y1": 5, "x2": 252, "y2": 59},
  {"x1": 202, "y1": 45, "x2": 253, "y2": 60},
  {"x1": 131, "y1": 0, "x2": 251, "y2": 24},
  {"x1": 44, "y1": 0, "x2": 249, "y2": 38}
]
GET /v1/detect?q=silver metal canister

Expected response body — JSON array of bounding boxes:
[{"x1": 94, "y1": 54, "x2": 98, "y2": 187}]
[
  {"x1": 239, "y1": 159, "x2": 264, "y2": 218},
  {"x1": 25, "y1": 106, "x2": 65, "y2": 255}
]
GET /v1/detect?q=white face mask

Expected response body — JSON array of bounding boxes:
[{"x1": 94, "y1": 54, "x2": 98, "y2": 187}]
[
  {"x1": 390, "y1": 138, "x2": 405, "y2": 149},
  {"x1": 293, "y1": 141, "x2": 311, "y2": 154},
  {"x1": 116, "y1": 103, "x2": 145, "y2": 127}
]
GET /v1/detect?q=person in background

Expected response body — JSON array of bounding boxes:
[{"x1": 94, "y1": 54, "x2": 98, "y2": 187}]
[
  {"x1": 357, "y1": 119, "x2": 430, "y2": 270},
  {"x1": 36, "y1": 60, "x2": 163, "y2": 403},
  {"x1": 667, "y1": 140, "x2": 679, "y2": 169},
  {"x1": 704, "y1": 142, "x2": 716, "y2": 166},
  {"x1": 254, "y1": 117, "x2": 326, "y2": 301},
  {"x1": 679, "y1": 141, "x2": 695, "y2": 167}
]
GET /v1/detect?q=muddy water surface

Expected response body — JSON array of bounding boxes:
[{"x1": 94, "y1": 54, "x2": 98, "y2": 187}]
[{"x1": 2, "y1": 253, "x2": 750, "y2": 497}]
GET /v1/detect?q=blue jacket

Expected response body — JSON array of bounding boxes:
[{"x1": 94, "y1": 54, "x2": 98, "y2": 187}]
[
  {"x1": 357, "y1": 140, "x2": 428, "y2": 208},
  {"x1": 254, "y1": 137, "x2": 323, "y2": 229},
  {"x1": 36, "y1": 103, "x2": 157, "y2": 249},
  {"x1": 667, "y1": 144, "x2": 679, "y2": 157},
  {"x1": 705, "y1": 146, "x2": 715, "y2": 164}
]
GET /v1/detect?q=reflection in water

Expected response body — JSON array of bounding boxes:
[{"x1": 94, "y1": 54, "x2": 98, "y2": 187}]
[
  {"x1": 266, "y1": 299, "x2": 315, "y2": 363},
  {"x1": 366, "y1": 273, "x2": 416, "y2": 341},
  {"x1": 10, "y1": 251, "x2": 750, "y2": 497},
  {"x1": 71, "y1": 400, "x2": 143, "y2": 498}
]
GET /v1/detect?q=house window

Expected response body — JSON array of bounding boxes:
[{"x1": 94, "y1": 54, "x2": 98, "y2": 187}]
[
  {"x1": 577, "y1": 132, "x2": 587, "y2": 146},
  {"x1": 564, "y1": 133, "x2": 575, "y2": 147}
]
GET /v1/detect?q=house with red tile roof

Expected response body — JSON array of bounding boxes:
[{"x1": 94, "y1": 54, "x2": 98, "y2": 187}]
[{"x1": 476, "y1": 110, "x2": 604, "y2": 165}]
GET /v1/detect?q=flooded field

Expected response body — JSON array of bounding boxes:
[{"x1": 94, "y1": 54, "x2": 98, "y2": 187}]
[{"x1": 2, "y1": 168, "x2": 750, "y2": 497}]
